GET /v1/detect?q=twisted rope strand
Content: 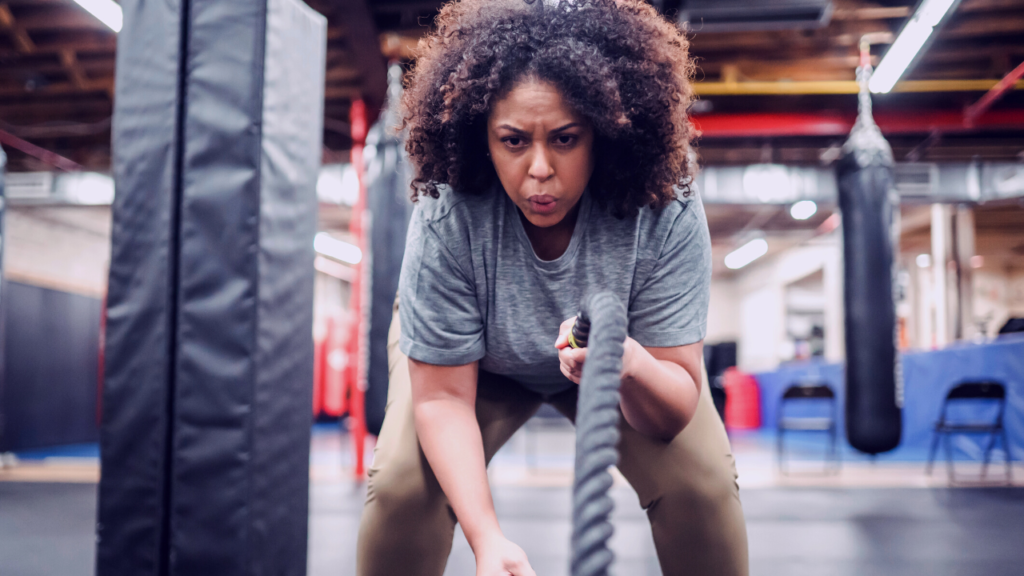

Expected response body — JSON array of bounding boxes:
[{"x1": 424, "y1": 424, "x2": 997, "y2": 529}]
[{"x1": 571, "y1": 292, "x2": 627, "y2": 576}]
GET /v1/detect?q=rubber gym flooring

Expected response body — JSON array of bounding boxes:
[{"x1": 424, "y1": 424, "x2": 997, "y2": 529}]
[{"x1": 3, "y1": 480, "x2": 1024, "y2": 576}]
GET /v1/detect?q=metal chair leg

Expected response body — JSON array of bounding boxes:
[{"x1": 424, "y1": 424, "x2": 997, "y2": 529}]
[
  {"x1": 982, "y1": 430, "x2": 998, "y2": 479},
  {"x1": 1004, "y1": 428, "x2": 1013, "y2": 484},
  {"x1": 777, "y1": 428, "x2": 786, "y2": 475},
  {"x1": 926, "y1": 429, "x2": 942, "y2": 475},
  {"x1": 944, "y1": 432, "x2": 956, "y2": 484},
  {"x1": 828, "y1": 425, "x2": 839, "y2": 474}
]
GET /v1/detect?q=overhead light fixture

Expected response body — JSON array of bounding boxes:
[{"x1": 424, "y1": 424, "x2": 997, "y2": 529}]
[
  {"x1": 869, "y1": 0, "x2": 956, "y2": 94},
  {"x1": 916, "y1": 253, "x2": 932, "y2": 268},
  {"x1": 790, "y1": 200, "x2": 818, "y2": 220},
  {"x1": 314, "y1": 232, "x2": 361, "y2": 265},
  {"x1": 725, "y1": 238, "x2": 768, "y2": 270},
  {"x1": 743, "y1": 164, "x2": 792, "y2": 203},
  {"x1": 74, "y1": 0, "x2": 123, "y2": 33}
]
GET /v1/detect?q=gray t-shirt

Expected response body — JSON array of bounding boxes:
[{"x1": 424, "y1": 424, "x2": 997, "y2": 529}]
[{"x1": 398, "y1": 184, "x2": 711, "y2": 395}]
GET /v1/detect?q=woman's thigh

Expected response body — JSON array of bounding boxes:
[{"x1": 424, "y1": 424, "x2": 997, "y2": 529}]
[{"x1": 371, "y1": 304, "x2": 544, "y2": 485}]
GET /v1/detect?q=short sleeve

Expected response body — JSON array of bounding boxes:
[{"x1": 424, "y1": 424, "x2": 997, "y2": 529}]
[
  {"x1": 398, "y1": 207, "x2": 485, "y2": 365},
  {"x1": 628, "y1": 200, "x2": 711, "y2": 347}
]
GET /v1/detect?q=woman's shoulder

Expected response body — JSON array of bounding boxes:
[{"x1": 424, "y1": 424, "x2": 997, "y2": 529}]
[
  {"x1": 634, "y1": 191, "x2": 708, "y2": 259},
  {"x1": 414, "y1": 184, "x2": 500, "y2": 223},
  {"x1": 412, "y1": 184, "x2": 502, "y2": 252}
]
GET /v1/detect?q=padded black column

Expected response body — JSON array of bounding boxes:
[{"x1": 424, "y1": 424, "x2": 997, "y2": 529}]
[
  {"x1": 365, "y1": 64, "x2": 414, "y2": 435},
  {"x1": 96, "y1": 1, "x2": 325, "y2": 575},
  {"x1": 837, "y1": 63, "x2": 902, "y2": 455}
]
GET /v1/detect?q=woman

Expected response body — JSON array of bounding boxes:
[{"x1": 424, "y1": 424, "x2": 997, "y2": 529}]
[{"x1": 357, "y1": 1, "x2": 748, "y2": 575}]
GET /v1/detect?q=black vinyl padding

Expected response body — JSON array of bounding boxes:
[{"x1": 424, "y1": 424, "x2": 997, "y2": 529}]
[{"x1": 97, "y1": 1, "x2": 324, "y2": 575}]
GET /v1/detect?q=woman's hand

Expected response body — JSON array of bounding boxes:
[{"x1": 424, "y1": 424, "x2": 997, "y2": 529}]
[
  {"x1": 473, "y1": 533, "x2": 537, "y2": 576},
  {"x1": 555, "y1": 316, "x2": 637, "y2": 383}
]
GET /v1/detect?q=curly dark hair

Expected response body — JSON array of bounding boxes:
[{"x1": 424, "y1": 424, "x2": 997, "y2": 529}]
[{"x1": 400, "y1": 0, "x2": 696, "y2": 217}]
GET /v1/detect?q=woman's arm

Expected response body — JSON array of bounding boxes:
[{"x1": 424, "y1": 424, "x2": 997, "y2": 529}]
[
  {"x1": 556, "y1": 319, "x2": 703, "y2": 441},
  {"x1": 618, "y1": 339, "x2": 703, "y2": 440},
  {"x1": 409, "y1": 358, "x2": 536, "y2": 576}
]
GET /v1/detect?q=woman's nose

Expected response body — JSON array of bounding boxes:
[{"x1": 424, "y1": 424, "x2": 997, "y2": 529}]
[{"x1": 527, "y1": 145, "x2": 554, "y2": 181}]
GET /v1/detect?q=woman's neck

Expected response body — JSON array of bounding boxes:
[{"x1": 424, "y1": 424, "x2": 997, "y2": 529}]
[{"x1": 519, "y1": 199, "x2": 582, "y2": 261}]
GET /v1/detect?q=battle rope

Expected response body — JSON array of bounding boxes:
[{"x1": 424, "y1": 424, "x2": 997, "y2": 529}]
[{"x1": 568, "y1": 292, "x2": 628, "y2": 576}]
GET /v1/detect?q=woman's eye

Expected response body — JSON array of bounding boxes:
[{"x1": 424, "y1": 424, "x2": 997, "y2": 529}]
[
  {"x1": 555, "y1": 134, "x2": 577, "y2": 146},
  {"x1": 504, "y1": 137, "x2": 524, "y2": 147}
]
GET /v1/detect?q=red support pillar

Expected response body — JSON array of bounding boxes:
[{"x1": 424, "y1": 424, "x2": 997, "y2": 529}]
[{"x1": 348, "y1": 100, "x2": 369, "y2": 479}]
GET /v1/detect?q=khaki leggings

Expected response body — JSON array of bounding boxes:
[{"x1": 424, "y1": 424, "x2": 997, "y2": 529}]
[{"x1": 356, "y1": 305, "x2": 749, "y2": 576}]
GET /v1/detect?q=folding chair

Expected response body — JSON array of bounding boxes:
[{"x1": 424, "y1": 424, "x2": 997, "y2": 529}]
[
  {"x1": 777, "y1": 382, "x2": 839, "y2": 475},
  {"x1": 926, "y1": 380, "x2": 1012, "y2": 484}
]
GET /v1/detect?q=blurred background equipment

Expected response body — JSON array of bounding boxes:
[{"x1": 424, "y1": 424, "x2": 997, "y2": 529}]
[
  {"x1": 926, "y1": 379, "x2": 1012, "y2": 484},
  {"x1": 95, "y1": 1, "x2": 325, "y2": 575},
  {"x1": 776, "y1": 382, "x2": 840, "y2": 474},
  {"x1": 365, "y1": 64, "x2": 414, "y2": 436}
]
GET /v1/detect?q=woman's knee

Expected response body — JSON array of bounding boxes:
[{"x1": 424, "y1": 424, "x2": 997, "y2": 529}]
[
  {"x1": 645, "y1": 450, "x2": 740, "y2": 514},
  {"x1": 366, "y1": 455, "x2": 449, "y2": 519}
]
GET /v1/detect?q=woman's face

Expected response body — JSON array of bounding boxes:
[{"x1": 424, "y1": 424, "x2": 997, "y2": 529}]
[{"x1": 486, "y1": 78, "x2": 595, "y2": 229}]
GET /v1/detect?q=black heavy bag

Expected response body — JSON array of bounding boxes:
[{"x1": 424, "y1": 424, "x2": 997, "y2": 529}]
[
  {"x1": 836, "y1": 59, "x2": 902, "y2": 454},
  {"x1": 365, "y1": 64, "x2": 414, "y2": 435},
  {"x1": 96, "y1": 1, "x2": 325, "y2": 574}
]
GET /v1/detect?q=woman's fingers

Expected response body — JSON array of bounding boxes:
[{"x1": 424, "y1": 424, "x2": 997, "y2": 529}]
[
  {"x1": 554, "y1": 316, "x2": 578, "y2": 349},
  {"x1": 558, "y1": 346, "x2": 586, "y2": 384}
]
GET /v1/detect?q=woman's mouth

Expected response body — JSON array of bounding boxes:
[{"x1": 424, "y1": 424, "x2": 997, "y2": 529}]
[{"x1": 528, "y1": 195, "x2": 558, "y2": 215}]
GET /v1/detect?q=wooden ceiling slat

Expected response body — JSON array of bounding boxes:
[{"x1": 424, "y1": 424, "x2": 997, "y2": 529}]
[
  {"x1": 59, "y1": 48, "x2": 88, "y2": 89},
  {"x1": 940, "y1": 13, "x2": 1024, "y2": 38},
  {"x1": 0, "y1": 78, "x2": 111, "y2": 97},
  {"x1": 12, "y1": 6, "x2": 110, "y2": 32},
  {"x1": 22, "y1": 32, "x2": 115, "y2": 54},
  {"x1": 0, "y1": 2, "x2": 37, "y2": 53}
]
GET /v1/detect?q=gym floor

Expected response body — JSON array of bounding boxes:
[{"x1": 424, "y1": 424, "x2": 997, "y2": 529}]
[{"x1": 2, "y1": 423, "x2": 1023, "y2": 576}]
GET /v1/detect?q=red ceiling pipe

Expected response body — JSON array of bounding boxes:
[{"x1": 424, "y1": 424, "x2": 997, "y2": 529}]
[
  {"x1": 692, "y1": 109, "x2": 1024, "y2": 139},
  {"x1": 964, "y1": 60, "x2": 1024, "y2": 128},
  {"x1": 0, "y1": 128, "x2": 82, "y2": 171}
]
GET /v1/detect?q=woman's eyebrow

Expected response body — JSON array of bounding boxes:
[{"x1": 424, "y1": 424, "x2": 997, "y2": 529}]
[
  {"x1": 496, "y1": 122, "x2": 581, "y2": 134},
  {"x1": 497, "y1": 124, "x2": 527, "y2": 134},
  {"x1": 551, "y1": 122, "x2": 581, "y2": 132}
]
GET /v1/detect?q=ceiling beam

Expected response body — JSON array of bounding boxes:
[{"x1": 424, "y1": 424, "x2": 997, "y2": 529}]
[
  {"x1": 13, "y1": 6, "x2": 111, "y2": 31},
  {"x1": 0, "y1": 77, "x2": 112, "y2": 97},
  {"x1": 831, "y1": 6, "x2": 911, "y2": 20},
  {"x1": 59, "y1": 48, "x2": 88, "y2": 90},
  {"x1": 0, "y1": 2, "x2": 36, "y2": 52},
  {"x1": 940, "y1": 14, "x2": 1024, "y2": 39}
]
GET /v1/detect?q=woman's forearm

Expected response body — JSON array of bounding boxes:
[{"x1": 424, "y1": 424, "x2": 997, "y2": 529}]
[
  {"x1": 410, "y1": 363, "x2": 503, "y2": 552},
  {"x1": 619, "y1": 339, "x2": 702, "y2": 441}
]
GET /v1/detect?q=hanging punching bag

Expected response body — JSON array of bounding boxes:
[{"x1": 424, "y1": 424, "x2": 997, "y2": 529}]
[{"x1": 837, "y1": 44, "x2": 902, "y2": 454}]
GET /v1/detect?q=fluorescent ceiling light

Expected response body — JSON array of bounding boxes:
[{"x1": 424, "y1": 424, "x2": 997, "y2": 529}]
[
  {"x1": 314, "y1": 232, "x2": 362, "y2": 265},
  {"x1": 916, "y1": 253, "x2": 931, "y2": 268},
  {"x1": 869, "y1": 0, "x2": 956, "y2": 94},
  {"x1": 725, "y1": 238, "x2": 768, "y2": 270},
  {"x1": 790, "y1": 200, "x2": 817, "y2": 220},
  {"x1": 74, "y1": 0, "x2": 123, "y2": 33},
  {"x1": 743, "y1": 164, "x2": 792, "y2": 203}
]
